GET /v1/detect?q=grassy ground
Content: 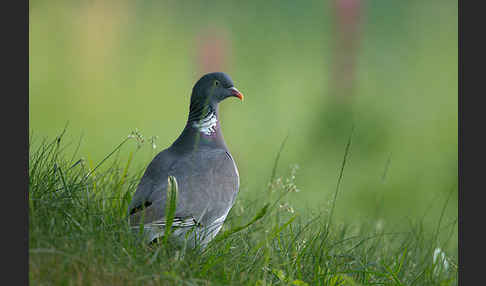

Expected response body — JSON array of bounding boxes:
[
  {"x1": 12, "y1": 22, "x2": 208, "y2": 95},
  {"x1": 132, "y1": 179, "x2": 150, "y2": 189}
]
[{"x1": 29, "y1": 131, "x2": 457, "y2": 285}]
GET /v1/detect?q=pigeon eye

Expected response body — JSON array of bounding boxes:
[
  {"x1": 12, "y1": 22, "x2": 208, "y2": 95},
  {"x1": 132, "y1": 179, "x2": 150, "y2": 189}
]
[{"x1": 214, "y1": 80, "x2": 220, "y2": 86}]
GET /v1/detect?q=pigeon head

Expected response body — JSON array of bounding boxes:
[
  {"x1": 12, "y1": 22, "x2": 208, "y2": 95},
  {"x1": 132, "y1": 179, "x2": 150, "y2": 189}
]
[{"x1": 189, "y1": 72, "x2": 243, "y2": 120}]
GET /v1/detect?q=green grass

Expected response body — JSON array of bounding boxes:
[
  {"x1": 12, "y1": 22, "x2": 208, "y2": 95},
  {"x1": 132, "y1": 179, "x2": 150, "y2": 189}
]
[{"x1": 29, "y1": 131, "x2": 457, "y2": 285}]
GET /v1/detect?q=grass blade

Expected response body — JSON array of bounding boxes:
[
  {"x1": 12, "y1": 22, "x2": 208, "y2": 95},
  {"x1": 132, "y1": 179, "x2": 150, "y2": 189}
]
[{"x1": 163, "y1": 176, "x2": 178, "y2": 246}]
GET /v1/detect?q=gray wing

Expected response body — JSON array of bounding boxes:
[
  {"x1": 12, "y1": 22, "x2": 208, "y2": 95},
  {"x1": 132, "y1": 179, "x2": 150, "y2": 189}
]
[
  {"x1": 128, "y1": 149, "x2": 174, "y2": 219},
  {"x1": 128, "y1": 148, "x2": 239, "y2": 231}
]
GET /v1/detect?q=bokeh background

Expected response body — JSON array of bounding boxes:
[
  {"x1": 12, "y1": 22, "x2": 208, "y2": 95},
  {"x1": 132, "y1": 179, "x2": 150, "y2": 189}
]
[{"x1": 29, "y1": 0, "x2": 457, "y2": 242}]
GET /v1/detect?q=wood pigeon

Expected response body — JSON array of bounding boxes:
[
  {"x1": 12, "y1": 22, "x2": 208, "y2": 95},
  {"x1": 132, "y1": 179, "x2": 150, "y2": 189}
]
[{"x1": 128, "y1": 72, "x2": 243, "y2": 248}]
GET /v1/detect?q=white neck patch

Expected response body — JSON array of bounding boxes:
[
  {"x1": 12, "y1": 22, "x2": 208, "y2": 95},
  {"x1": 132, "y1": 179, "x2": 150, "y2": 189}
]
[{"x1": 192, "y1": 112, "x2": 218, "y2": 135}]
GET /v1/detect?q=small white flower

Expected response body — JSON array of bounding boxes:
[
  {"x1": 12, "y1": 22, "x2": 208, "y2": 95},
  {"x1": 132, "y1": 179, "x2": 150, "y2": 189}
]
[
  {"x1": 375, "y1": 219, "x2": 384, "y2": 232},
  {"x1": 433, "y1": 247, "x2": 449, "y2": 275},
  {"x1": 279, "y1": 203, "x2": 294, "y2": 213},
  {"x1": 148, "y1": 136, "x2": 158, "y2": 150}
]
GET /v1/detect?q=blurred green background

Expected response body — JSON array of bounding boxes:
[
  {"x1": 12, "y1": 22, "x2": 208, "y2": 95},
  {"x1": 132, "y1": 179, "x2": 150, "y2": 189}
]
[{"x1": 29, "y1": 0, "x2": 457, "y2": 236}]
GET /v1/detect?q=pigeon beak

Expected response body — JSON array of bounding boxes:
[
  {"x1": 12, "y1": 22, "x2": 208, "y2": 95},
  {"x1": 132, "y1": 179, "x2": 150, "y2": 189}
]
[{"x1": 228, "y1": 87, "x2": 244, "y2": 101}]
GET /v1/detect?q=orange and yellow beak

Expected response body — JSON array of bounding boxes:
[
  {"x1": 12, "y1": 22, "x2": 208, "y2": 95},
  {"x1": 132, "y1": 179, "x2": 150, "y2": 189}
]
[{"x1": 229, "y1": 87, "x2": 244, "y2": 101}]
